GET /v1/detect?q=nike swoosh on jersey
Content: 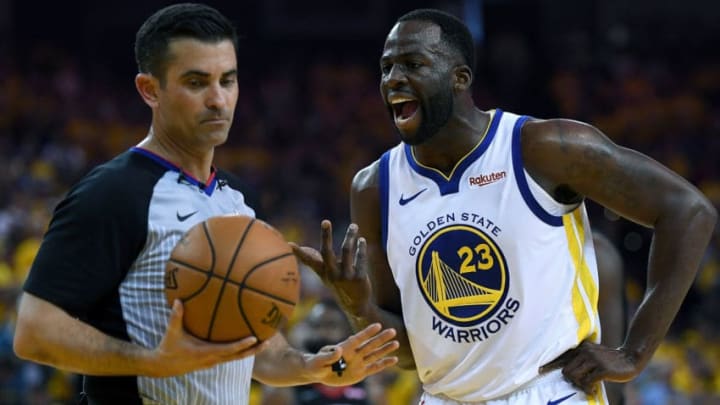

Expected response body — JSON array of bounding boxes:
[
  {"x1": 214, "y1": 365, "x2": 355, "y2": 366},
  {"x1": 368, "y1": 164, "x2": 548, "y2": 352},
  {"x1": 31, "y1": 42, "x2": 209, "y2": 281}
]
[
  {"x1": 399, "y1": 188, "x2": 428, "y2": 206},
  {"x1": 547, "y1": 392, "x2": 576, "y2": 405},
  {"x1": 176, "y1": 210, "x2": 198, "y2": 222}
]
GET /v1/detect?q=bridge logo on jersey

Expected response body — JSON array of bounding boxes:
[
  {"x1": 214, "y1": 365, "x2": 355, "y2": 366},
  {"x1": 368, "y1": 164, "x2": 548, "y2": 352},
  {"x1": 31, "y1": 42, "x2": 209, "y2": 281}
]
[{"x1": 416, "y1": 224, "x2": 509, "y2": 327}]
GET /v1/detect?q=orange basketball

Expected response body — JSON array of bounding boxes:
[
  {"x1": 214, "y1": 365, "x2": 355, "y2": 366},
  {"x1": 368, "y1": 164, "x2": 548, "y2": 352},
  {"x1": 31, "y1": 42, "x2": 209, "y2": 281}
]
[{"x1": 164, "y1": 215, "x2": 300, "y2": 342}]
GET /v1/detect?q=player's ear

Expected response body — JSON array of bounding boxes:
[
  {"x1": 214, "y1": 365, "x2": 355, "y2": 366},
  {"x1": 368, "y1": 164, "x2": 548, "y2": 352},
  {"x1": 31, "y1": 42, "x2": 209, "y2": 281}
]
[
  {"x1": 135, "y1": 73, "x2": 160, "y2": 108},
  {"x1": 453, "y1": 65, "x2": 472, "y2": 93}
]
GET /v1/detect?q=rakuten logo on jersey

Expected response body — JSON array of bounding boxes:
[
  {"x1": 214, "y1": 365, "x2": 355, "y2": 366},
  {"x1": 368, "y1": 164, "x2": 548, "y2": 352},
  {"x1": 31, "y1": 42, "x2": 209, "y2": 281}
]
[{"x1": 468, "y1": 171, "x2": 506, "y2": 187}]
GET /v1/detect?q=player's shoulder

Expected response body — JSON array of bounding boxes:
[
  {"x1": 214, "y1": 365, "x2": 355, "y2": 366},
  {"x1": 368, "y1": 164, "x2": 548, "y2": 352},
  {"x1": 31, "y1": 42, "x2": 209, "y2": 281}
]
[
  {"x1": 520, "y1": 117, "x2": 601, "y2": 145},
  {"x1": 352, "y1": 159, "x2": 382, "y2": 192}
]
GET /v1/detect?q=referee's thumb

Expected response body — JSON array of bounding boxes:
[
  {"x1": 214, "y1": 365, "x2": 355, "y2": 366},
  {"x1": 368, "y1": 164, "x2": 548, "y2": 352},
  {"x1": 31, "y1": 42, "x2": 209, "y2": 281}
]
[
  {"x1": 167, "y1": 299, "x2": 184, "y2": 333},
  {"x1": 314, "y1": 345, "x2": 344, "y2": 365}
]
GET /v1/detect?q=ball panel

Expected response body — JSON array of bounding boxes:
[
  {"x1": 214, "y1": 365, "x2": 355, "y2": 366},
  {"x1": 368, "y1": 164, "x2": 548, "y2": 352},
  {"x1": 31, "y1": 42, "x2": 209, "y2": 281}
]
[
  {"x1": 227, "y1": 220, "x2": 293, "y2": 283},
  {"x1": 242, "y1": 255, "x2": 300, "y2": 303},
  {"x1": 165, "y1": 262, "x2": 212, "y2": 303},
  {"x1": 240, "y1": 289, "x2": 296, "y2": 341},
  {"x1": 204, "y1": 216, "x2": 253, "y2": 279},
  {"x1": 167, "y1": 224, "x2": 214, "y2": 271},
  {"x1": 208, "y1": 283, "x2": 251, "y2": 342},
  {"x1": 165, "y1": 215, "x2": 300, "y2": 343},
  {"x1": 182, "y1": 277, "x2": 225, "y2": 340}
]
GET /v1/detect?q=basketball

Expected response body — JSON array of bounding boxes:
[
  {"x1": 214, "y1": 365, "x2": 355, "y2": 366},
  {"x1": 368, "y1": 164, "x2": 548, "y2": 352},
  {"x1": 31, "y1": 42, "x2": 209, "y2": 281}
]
[{"x1": 164, "y1": 215, "x2": 300, "y2": 342}]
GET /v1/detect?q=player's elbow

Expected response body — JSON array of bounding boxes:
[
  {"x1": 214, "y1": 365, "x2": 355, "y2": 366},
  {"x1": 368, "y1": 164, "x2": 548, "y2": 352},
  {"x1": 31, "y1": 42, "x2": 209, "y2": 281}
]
[{"x1": 686, "y1": 194, "x2": 718, "y2": 234}]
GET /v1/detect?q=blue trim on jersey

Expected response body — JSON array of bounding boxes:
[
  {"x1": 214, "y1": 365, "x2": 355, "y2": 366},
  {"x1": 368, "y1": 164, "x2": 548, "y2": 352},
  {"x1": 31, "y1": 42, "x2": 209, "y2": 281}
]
[
  {"x1": 403, "y1": 109, "x2": 503, "y2": 196},
  {"x1": 510, "y1": 117, "x2": 564, "y2": 227},
  {"x1": 378, "y1": 151, "x2": 391, "y2": 251},
  {"x1": 130, "y1": 147, "x2": 218, "y2": 196}
]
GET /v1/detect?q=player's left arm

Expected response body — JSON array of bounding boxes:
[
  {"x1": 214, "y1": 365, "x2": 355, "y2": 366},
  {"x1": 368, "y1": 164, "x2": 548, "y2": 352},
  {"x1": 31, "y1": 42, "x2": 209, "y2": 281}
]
[
  {"x1": 526, "y1": 119, "x2": 717, "y2": 390},
  {"x1": 252, "y1": 325, "x2": 398, "y2": 387}
]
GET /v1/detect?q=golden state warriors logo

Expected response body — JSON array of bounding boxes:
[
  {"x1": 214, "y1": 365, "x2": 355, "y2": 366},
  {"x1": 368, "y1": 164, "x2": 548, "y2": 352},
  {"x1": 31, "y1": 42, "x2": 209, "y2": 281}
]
[{"x1": 416, "y1": 224, "x2": 509, "y2": 327}]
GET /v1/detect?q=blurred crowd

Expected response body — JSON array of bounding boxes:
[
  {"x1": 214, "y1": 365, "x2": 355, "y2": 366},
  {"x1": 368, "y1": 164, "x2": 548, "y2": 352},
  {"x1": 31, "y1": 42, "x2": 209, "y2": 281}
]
[{"x1": 1, "y1": 31, "x2": 719, "y2": 404}]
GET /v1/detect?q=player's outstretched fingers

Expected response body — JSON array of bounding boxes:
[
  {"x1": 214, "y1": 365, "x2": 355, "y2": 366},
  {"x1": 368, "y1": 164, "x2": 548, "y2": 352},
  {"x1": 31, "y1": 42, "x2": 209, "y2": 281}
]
[
  {"x1": 289, "y1": 243, "x2": 325, "y2": 276},
  {"x1": 320, "y1": 220, "x2": 340, "y2": 279},
  {"x1": 341, "y1": 223, "x2": 359, "y2": 278},
  {"x1": 354, "y1": 237, "x2": 369, "y2": 280}
]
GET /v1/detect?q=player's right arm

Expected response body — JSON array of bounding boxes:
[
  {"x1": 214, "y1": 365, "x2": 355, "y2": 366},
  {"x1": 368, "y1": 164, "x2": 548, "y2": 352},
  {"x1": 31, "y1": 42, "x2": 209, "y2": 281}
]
[
  {"x1": 348, "y1": 161, "x2": 415, "y2": 368},
  {"x1": 293, "y1": 160, "x2": 416, "y2": 369},
  {"x1": 14, "y1": 294, "x2": 264, "y2": 377}
]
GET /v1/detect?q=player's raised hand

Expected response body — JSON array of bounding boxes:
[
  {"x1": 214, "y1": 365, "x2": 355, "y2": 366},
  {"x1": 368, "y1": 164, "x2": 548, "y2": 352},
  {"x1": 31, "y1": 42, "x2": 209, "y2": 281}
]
[
  {"x1": 303, "y1": 323, "x2": 399, "y2": 386},
  {"x1": 291, "y1": 220, "x2": 374, "y2": 311},
  {"x1": 149, "y1": 299, "x2": 269, "y2": 377},
  {"x1": 539, "y1": 340, "x2": 640, "y2": 395}
]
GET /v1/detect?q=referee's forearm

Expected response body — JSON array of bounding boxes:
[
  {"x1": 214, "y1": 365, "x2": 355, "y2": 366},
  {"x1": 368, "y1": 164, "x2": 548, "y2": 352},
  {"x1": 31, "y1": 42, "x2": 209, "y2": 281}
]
[
  {"x1": 14, "y1": 293, "x2": 154, "y2": 376},
  {"x1": 252, "y1": 333, "x2": 313, "y2": 386}
]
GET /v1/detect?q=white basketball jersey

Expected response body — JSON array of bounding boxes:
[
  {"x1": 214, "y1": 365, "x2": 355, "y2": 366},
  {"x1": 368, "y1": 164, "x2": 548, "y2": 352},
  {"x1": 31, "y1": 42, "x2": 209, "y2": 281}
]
[{"x1": 378, "y1": 110, "x2": 601, "y2": 402}]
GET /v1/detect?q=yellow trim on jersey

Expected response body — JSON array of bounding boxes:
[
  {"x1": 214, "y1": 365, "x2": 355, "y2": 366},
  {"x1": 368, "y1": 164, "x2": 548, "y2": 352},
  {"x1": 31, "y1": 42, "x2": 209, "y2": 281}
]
[
  {"x1": 563, "y1": 209, "x2": 600, "y2": 344},
  {"x1": 587, "y1": 383, "x2": 608, "y2": 405},
  {"x1": 410, "y1": 109, "x2": 496, "y2": 181}
]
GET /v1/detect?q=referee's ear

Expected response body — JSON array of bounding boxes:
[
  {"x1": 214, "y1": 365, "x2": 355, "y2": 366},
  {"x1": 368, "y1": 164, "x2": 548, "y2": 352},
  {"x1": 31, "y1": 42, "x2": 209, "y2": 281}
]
[{"x1": 135, "y1": 73, "x2": 160, "y2": 108}]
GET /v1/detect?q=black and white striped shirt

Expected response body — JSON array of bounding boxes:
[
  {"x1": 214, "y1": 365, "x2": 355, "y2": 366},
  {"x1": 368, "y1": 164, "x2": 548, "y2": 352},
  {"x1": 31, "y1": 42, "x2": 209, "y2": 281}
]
[{"x1": 25, "y1": 147, "x2": 257, "y2": 404}]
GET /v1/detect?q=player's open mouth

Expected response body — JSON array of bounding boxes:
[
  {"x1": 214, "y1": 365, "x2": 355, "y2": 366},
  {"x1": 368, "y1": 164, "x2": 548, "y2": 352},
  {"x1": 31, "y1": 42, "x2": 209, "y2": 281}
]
[{"x1": 390, "y1": 97, "x2": 420, "y2": 131}]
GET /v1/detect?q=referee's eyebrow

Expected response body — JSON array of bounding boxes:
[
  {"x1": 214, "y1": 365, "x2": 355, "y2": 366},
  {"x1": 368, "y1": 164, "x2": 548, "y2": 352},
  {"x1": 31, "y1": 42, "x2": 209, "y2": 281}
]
[{"x1": 180, "y1": 69, "x2": 238, "y2": 78}]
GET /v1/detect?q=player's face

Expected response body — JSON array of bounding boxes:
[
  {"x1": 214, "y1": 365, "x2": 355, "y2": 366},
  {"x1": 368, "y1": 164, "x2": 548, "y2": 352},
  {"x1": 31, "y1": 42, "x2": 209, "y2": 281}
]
[
  {"x1": 380, "y1": 21, "x2": 456, "y2": 145},
  {"x1": 155, "y1": 38, "x2": 238, "y2": 148}
]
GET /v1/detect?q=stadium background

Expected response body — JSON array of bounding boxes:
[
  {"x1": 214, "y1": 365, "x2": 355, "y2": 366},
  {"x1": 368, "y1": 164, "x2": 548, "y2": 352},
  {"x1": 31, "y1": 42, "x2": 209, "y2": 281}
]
[{"x1": 0, "y1": 0, "x2": 718, "y2": 403}]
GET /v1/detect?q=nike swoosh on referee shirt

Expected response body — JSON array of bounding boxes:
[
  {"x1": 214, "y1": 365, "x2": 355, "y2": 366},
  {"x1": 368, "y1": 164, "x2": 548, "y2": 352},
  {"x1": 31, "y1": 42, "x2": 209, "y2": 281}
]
[
  {"x1": 176, "y1": 210, "x2": 198, "y2": 222},
  {"x1": 399, "y1": 188, "x2": 427, "y2": 206},
  {"x1": 547, "y1": 392, "x2": 576, "y2": 405}
]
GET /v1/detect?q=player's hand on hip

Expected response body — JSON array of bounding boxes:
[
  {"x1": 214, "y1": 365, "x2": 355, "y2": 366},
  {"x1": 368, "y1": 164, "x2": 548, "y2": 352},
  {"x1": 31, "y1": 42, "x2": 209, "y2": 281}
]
[
  {"x1": 539, "y1": 340, "x2": 640, "y2": 395},
  {"x1": 291, "y1": 220, "x2": 373, "y2": 309},
  {"x1": 304, "y1": 323, "x2": 399, "y2": 386},
  {"x1": 149, "y1": 299, "x2": 269, "y2": 377}
]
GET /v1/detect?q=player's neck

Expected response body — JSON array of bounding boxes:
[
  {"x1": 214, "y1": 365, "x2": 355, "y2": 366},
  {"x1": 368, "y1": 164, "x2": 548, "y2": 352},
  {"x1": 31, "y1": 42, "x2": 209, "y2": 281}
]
[
  {"x1": 138, "y1": 129, "x2": 214, "y2": 181},
  {"x1": 412, "y1": 108, "x2": 491, "y2": 176}
]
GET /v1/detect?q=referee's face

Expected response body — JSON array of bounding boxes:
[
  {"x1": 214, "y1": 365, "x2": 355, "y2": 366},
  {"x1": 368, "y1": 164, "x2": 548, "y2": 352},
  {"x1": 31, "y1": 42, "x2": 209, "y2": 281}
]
[{"x1": 153, "y1": 38, "x2": 239, "y2": 150}]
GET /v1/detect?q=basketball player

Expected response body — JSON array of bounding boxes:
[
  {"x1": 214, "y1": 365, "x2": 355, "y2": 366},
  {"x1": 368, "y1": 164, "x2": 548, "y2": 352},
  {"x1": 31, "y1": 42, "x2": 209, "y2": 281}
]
[
  {"x1": 292, "y1": 8, "x2": 716, "y2": 405},
  {"x1": 12, "y1": 4, "x2": 398, "y2": 404}
]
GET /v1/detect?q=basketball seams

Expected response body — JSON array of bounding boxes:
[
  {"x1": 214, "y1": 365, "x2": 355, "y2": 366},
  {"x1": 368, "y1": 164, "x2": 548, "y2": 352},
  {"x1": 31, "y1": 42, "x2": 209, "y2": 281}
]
[
  {"x1": 207, "y1": 218, "x2": 254, "y2": 340},
  {"x1": 165, "y1": 215, "x2": 300, "y2": 343},
  {"x1": 237, "y1": 252, "x2": 297, "y2": 306},
  {"x1": 237, "y1": 251, "x2": 296, "y2": 339}
]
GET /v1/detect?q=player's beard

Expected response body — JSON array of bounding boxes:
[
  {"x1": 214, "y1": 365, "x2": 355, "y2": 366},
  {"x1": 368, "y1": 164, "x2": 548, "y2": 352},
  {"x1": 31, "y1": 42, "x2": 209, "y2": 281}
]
[{"x1": 403, "y1": 86, "x2": 454, "y2": 146}]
